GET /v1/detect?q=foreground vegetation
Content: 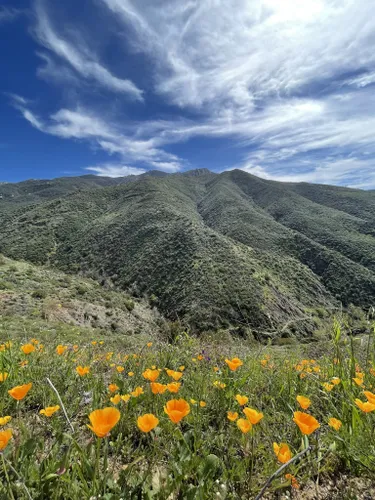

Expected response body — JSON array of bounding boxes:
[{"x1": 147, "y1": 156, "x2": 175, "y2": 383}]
[{"x1": 0, "y1": 317, "x2": 375, "y2": 499}]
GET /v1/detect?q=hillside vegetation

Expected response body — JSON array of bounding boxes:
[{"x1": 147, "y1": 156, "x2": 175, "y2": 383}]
[{"x1": 0, "y1": 169, "x2": 374, "y2": 336}]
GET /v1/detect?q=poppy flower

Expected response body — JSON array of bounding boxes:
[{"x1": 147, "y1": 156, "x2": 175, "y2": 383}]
[
  {"x1": 147, "y1": 342, "x2": 153, "y2": 348},
  {"x1": 0, "y1": 416, "x2": 12, "y2": 427},
  {"x1": 76, "y1": 366, "x2": 90, "y2": 376},
  {"x1": 197, "y1": 355, "x2": 204, "y2": 361},
  {"x1": 355, "y1": 399, "x2": 375, "y2": 413},
  {"x1": 213, "y1": 381, "x2": 226, "y2": 389},
  {"x1": 296, "y1": 395, "x2": 311, "y2": 410},
  {"x1": 179, "y1": 366, "x2": 185, "y2": 371},
  {"x1": 137, "y1": 413, "x2": 159, "y2": 433},
  {"x1": 235, "y1": 395, "x2": 248, "y2": 406},
  {"x1": 285, "y1": 474, "x2": 299, "y2": 489},
  {"x1": 293, "y1": 411, "x2": 320, "y2": 435},
  {"x1": 353, "y1": 377, "x2": 364, "y2": 387},
  {"x1": 21, "y1": 344, "x2": 35, "y2": 354},
  {"x1": 142, "y1": 369, "x2": 160, "y2": 382},
  {"x1": 328, "y1": 417, "x2": 342, "y2": 430},
  {"x1": 164, "y1": 399, "x2": 190, "y2": 423},
  {"x1": 227, "y1": 411, "x2": 238, "y2": 422},
  {"x1": 87, "y1": 407, "x2": 120, "y2": 438},
  {"x1": 150, "y1": 382, "x2": 167, "y2": 395},
  {"x1": 363, "y1": 391, "x2": 375, "y2": 404},
  {"x1": 108, "y1": 383, "x2": 119, "y2": 393},
  {"x1": 131, "y1": 387, "x2": 144, "y2": 397},
  {"x1": 199, "y1": 401, "x2": 206, "y2": 408},
  {"x1": 56, "y1": 345, "x2": 67, "y2": 355},
  {"x1": 225, "y1": 358, "x2": 243, "y2": 371},
  {"x1": 167, "y1": 382, "x2": 181, "y2": 394},
  {"x1": 237, "y1": 418, "x2": 252, "y2": 433},
  {"x1": 8, "y1": 383, "x2": 32, "y2": 401},
  {"x1": 121, "y1": 394, "x2": 131, "y2": 403},
  {"x1": 128, "y1": 372, "x2": 134, "y2": 377},
  {"x1": 166, "y1": 370, "x2": 183, "y2": 381},
  {"x1": 110, "y1": 394, "x2": 121, "y2": 405},
  {"x1": 0, "y1": 372, "x2": 8, "y2": 382},
  {"x1": 331, "y1": 377, "x2": 341, "y2": 385},
  {"x1": 243, "y1": 407, "x2": 263, "y2": 424},
  {"x1": 0, "y1": 430, "x2": 12, "y2": 451},
  {"x1": 40, "y1": 405, "x2": 60, "y2": 417},
  {"x1": 116, "y1": 366, "x2": 125, "y2": 373},
  {"x1": 323, "y1": 383, "x2": 334, "y2": 392},
  {"x1": 273, "y1": 442, "x2": 292, "y2": 463}
]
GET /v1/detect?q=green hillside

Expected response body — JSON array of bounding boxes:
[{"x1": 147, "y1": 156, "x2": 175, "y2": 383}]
[{"x1": 0, "y1": 169, "x2": 374, "y2": 336}]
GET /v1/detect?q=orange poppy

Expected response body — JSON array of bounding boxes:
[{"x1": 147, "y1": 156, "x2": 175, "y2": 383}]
[
  {"x1": 166, "y1": 370, "x2": 183, "y2": 381},
  {"x1": 293, "y1": 411, "x2": 320, "y2": 435},
  {"x1": 131, "y1": 387, "x2": 144, "y2": 397},
  {"x1": 40, "y1": 405, "x2": 60, "y2": 417},
  {"x1": 8, "y1": 383, "x2": 32, "y2": 401},
  {"x1": 146, "y1": 342, "x2": 153, "y2": 348},
  {"x1": 235, "y1": 395, "x2": 248, "y2": 406},
  {"x1": 167, "y1": 382, "x2": 181, "y2": 393},
  {"x1": 128, "y1": 372, "x2": 134, "y2": 377},
  {"x1": 0, "y1": 416, "x2": 11, "y2": 426},
  {"x1": 331, "y1": 377, "x2": 341, "y2": 385},
  {"x1": 150, "y1": 382, "x2": 167, "y2": 394},
  {"x1": 142, "y1": 369, "x2": 160, "y2": 382},
  {"x1": 243, "y1": 407, "x2": 263, "y2": 424},
  {"x1": 285, "y1": 474, "x2": 300, "y2": 489},
  {"x1": 328, "y1": 417, "x2": 342, "y2": 430},
  {"x1": 273, "y1": 442, "x2": 292, "y2": 463},
  {"x1": 296, "y1": 395, "x2": 311, "y2": 410},
  {"x1": 164, "y1": 399, "x2": 190, "y2": 423},
  {"x1": 76, "y1": 366, "x2": 90, "y2": 376},
  {"x1": 355, "y1": 399, "x2": 375, "y2": 413},
  {"x1": 237, "y1": 418, "x2": 252, "y2": 433},
  {"x1": 121, "y1": 394, "x2": 131, "y2": 403},
  {"x1": 323, "y1": 383, "x2": 334, "y2": 392},
  {"x1": 110, "y1": 394, "x2": 121, "y2": 405},
  {"x1": 0, "y1": 372, "x2": 8, "y2": 382},
  {"x1": 21, "y1": 344, "x2": 35, "y2": 354},
  {"x1": 108, "y1": 383, "x2": 119, "y2": 393},
  {"x1": 227, "y1": 411, "x2": 239, "y2": 422},
  {"x1": 87, "y1": 407, "x2": 120, "y2": 438},
  {"x1": 56, "y1": 345, "x2": 67, "y2": 355},
  {"x1": 199, "y1": 401, "x2": 206, "y2": 408},
  {"x1": 0, "y1": 429, "x2": 12, "y2": 451},
  {"x1": 225, "y1": 358, "x2": 243, "y2": 371},
  {"x1": 137, "y1": 414, "x2": 159, "y2": 433},
  {"x1": 363, "y1": 391, "x2": 375, "y2": 405},
  {"x1": 353, "y1": 377, "x2": 364, "y2": 387},
  {"x1": 116, "y1": 366, "x2": 125, "y2": 373}
]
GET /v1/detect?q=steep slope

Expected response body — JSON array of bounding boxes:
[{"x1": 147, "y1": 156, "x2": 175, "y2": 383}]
[{"x1": 0, "y1": 169, "x2": 374, "y2": 335}]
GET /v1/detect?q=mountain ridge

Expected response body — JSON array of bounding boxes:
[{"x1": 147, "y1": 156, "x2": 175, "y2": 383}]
[{"x1": 0, "y1": 168, "x2": 374, "y2": 336}]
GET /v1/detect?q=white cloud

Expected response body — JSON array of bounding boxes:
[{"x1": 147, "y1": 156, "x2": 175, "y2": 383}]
[
  {"x1": 0, "y1": 7, "x2": 24, "y2": 24},
  {"x1": 16, "y1": 104, "x2": 183, "y2": 173},
  {"x1": 33, "y1": 0, "x2": 143, "y2": 100},
  {"x1": 86, "y1": 164, "x2": 146, "y2": 177}
]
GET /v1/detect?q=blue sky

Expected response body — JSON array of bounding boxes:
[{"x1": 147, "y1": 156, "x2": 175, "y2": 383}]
[{"x1": 1, "y1": 0, "x2": 375, "y2": 188}]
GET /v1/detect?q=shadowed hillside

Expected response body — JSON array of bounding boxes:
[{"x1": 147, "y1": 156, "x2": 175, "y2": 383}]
[{"x1": 1, "y1": 169, "x2": 374, "y2": 335}]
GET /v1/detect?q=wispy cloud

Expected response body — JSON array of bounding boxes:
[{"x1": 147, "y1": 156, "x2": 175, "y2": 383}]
[
  {"x1": 0, "y1": 7, "x2": 25, "y2": 24},
  {"x1": 16, "y1": 104, "x2": 183, "y2": 173},
  {"x1": 86, "y1": 164, "x2": 146, "y2": 177},
  {"x1": 32, "y1": 0, "x2": 143, "y2": 100}
]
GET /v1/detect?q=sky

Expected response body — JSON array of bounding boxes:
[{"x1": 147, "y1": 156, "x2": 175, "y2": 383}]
[{"x1": 1, "y1": 0, "x2": 375, "y2": 188}]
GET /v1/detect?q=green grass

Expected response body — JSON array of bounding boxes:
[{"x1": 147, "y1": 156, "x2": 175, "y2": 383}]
[{"x1": 0, "y1": 320, "x2": 375, "y2": 499}]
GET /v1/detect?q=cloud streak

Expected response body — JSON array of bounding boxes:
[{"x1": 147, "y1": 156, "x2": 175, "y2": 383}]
[{"x1": 33, "y1": 0, "x2": 143, "y2": 99}]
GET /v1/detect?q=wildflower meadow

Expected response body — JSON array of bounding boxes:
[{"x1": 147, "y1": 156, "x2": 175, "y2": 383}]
[{"x1": 0, "y1": 321, "x2": 375, "y2": 499}]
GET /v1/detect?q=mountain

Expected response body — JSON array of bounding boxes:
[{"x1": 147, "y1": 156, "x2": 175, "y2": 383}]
[{"x1": 0, "y1": 169, "x2": 374, "y2": 337}]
